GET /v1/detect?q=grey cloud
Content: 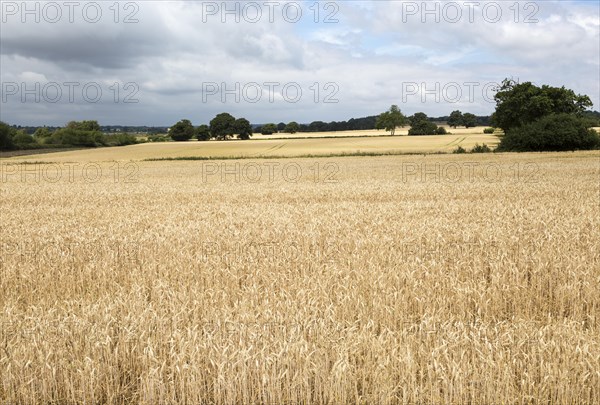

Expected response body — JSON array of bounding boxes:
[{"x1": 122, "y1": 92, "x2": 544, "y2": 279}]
[{"x1": 1, "y1": 1, "x2": 598, "y2": 126}]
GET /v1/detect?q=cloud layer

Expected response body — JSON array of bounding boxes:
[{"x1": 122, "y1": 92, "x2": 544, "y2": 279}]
[{"x1": 1, "y1": 0, "x2": 598, "y2": 126}]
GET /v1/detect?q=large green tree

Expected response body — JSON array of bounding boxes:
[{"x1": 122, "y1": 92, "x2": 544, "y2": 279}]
[
  {"x1": 462, "y1": 113, "x2": 477, "y2": 128},
  {"x1": 261, "y1": 123, "x2": 277, "y2": 135},
  {"x1": 210, "y1": 113, "x2": 236, "y2": 140},
  {"x1": 169, "y1": 119, "x2": 195, "y2": 141},
  {"x1": 492, "y1": 79, "x2": 593, "y2": 131},
  {"x1": 234, "y1": 118, "x2": 253, "y2": 140},
  {"x1": 34, "y1": 127, "x2": 52, "y2": 139},
  {"x1": 408, "y1": 112, "x2": 438, "y2": 136},
  {"x1": 447, "y1": 110, "x2": 463, "y2": 128},
  {"x1": 196, "y1": 124, "x2": 211, "y2": 141},
  {"x1": 67, "y1": 120, "x2": 101, "y2": 132},
  {"x1": 376, "y1": 105, "x2": 406, "y2": 135},
  {"x1": 285, "y1": 121, "x2": 299, "y2": 134}
]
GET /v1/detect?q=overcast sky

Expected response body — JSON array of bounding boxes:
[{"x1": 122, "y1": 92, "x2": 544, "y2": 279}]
[{"x1": 1, "y1": 0, "x2": 598, "y2": 126}]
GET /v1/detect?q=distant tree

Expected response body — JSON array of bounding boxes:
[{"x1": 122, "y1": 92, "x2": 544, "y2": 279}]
[
  {"x1": 49, "y1": 121, "x2": 105, "y2": 147},
  {"x1": 277, "y1": 122, "x2": 286, "y2": 132},
  {"x1": 233, "y1": 118, "x2": 253, "y2": 140},
  {"x1": 308, "y1": 121, "x2": 328, "y2": 132},
  {"x1": 67, "y1": 120, "x2": 101, "y2": 132},
  {"x1": 447, "y1": 110, "x2": 463, "y2": 128},
  {"x1": 34, "y1": 127, "x2": 52, "y2": 138},
  {"x1": 492, "y1": 78, "x2": 593, "y2": 131},
  {"x1": 261, "y1": 123, "x2": 277, "y2": 135},
  {"x1": 376, "y1": 105, "x2": 406, "y2": 135},
  {"x1": 169, "y1": 119, "x2": 195, "y2": 141},
  {"x1": 582, "y1": 110, "x2": 600, "y2": 127},
  {"x1": 0, "y1": 121, "x2": 16, "y2": 150},
  {"x1": 196, "y1": 124, "x2": 211, "y2": 141},
  {"x1": 285, "y1": 121, "x2": 300, "y2": 134},
  {"x1": 210, "y1": 113, "x2": 236, "y2": 140},
  {"x1": 462, "y1": 113, "x2": 477, "y2": 128},
  {"x1": 408, "y1": 112, "x2": 438, "y2": 135},
  {"x1": 13, "y1": 131, "x2": 36, "y2": 145}
]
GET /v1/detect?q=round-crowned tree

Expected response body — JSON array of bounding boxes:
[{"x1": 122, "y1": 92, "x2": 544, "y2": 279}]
[
  {"x1": 196, "y1": 124, "x2": 211, "y2": 141},
  {"x1": 261, "y1": 123, "x2": 277, "y2": 135},
  {"x1": 492, "y1": 79, "x2": 592, "y2": 132},
  {"x1": 447, "y1": 110, "x2": 463, "y2": 128},
  {"x1": 285, "y1": 121, "x2": 299, "y2": 134},
  {"x1": 210, "y1": 113, "x2": 236, "y2": 140},
  {"x1": 233, "y1": 118, "x2": 253, "y2": 140},
  {"x1": 169, "y1": 119, "x2": 195, "y2": 141},
  {"x1": 376, "y1": 105, "x2": 406, "y2": 135},
  {"x1": 408, "y1": 112, "x2": 438, "y2": 135}
]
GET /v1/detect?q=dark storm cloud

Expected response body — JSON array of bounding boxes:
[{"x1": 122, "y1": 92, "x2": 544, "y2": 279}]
[
  {"x1": 0, "y1": 1, "x2": 173, "y2": 69},
  {"x1": 1, "y1": 34, "x2": 163, "y2": 69}
]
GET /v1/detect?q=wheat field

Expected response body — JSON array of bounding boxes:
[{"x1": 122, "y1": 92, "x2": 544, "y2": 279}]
[
  {"x1": 1, "y1": 151, "x2": 599, "y2": 404},
  {"x1": 6, "y1": 132, "x2": 499, "y2": 163}
]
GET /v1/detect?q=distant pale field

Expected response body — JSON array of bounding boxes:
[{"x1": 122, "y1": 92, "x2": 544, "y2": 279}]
[
  {"x1": 251, "y1": 126, "x2": 489, "y2": 139},
  {"x1": 6, "y1": 131, "x2": 499, "y2": 163},
  {"x1": 1, "y1": 151, "x2": 599, "y2": 404}
]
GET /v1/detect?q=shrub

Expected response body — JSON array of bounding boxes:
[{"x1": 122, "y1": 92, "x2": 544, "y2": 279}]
[
  {"x1": 408, "y1": 122, "x2": 438, "y2": 135},
  {"x1": 436, "y1": 126, "x2": 448, "y2": 135},
  {"x1": 34, "y1": 127, "x2": 52, "y2": 138},
  {"x1": 48, "y1": 128, "x2": 106, "y2": 147},
  {"x1": 453, "y1": 146, "x2": 467, "y2": 154},
  {"x1": 471, "y1": 143, "x2": 492, "y2": 153},
  {"x1": 261, "y1": 123, "x2": 277, "y2": 135},
  {"x1": 497, "y1": 113, "x2": 600, "y2": 152},
  {"x1": 148, "y1": 135, "x2": 171, "y2": 142},
  {"x1": 0, "y1": 122, "x2": 16, "y2": 150},
  {"x1": 104, "y1": 134, "x2": 138, "y2": 146},
  {"x1": 13, "y1": 132, "x2": 37, "y2": 145},
  {"x1": 483, "y1": 127, "x2": 495, "y2": 134}
]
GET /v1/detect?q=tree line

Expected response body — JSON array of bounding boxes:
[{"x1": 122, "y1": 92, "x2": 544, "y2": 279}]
[
  {"x1": 371, "y1": 80, "x2": 600, "y2": 151},
  {"x1": 2, "y1": 79, "x2": 599, "y2": 152},
  {"x1": 0, "y1": 120, "x2": 138, "y2": 151},
  {"x1": 167, "y1": 109, "x2": 492, "y2": 142}
]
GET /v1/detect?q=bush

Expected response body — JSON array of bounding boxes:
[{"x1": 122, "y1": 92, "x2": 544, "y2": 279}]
[
  {"x1": 148, "y1": 135, "x2": 171, "y2": 142},
  {"x1": 104, "y1": 134, "x2": 138, "y2": 146},
  {"x1": 408, "y1": 122, "x2": 438, "y2": 135},
  {"x1": 497, "y1": 113, "x2": 600, "y2": 152},
  {"x1": 436, "y1": 126, "x2": 448, "y2": 135},
  {"x1": 13, "y1": 132, "x2": 37, "y2": 145},
  {"x1": 483, "y1": 127, "x2": 495, "y2": 134},
  {"x1": 48, "y1": 128, "x2": 106, "y2": 147},
  {"x1": 0, "y1": 122, "x2": 16, "y2": 150},
  {"x1": 471, "y1": 143, "x2": 492, "y2": 153},
  {"x1": 453, "y1": 146, "x2": 467, "y2": 154},
  {"x1": 261, "y1": 123, "x2": 277, "y2": 135}
]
